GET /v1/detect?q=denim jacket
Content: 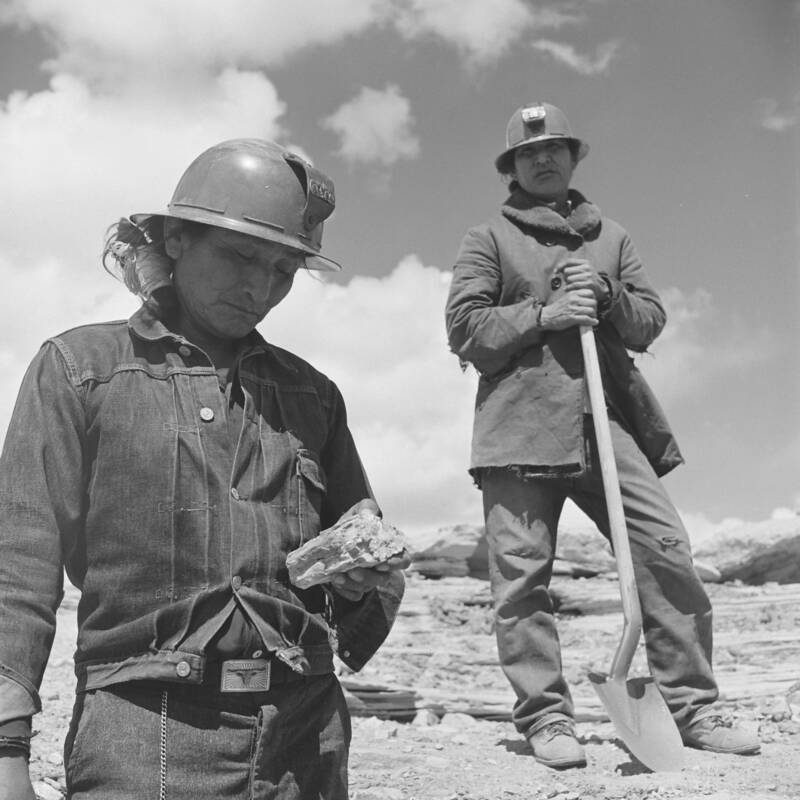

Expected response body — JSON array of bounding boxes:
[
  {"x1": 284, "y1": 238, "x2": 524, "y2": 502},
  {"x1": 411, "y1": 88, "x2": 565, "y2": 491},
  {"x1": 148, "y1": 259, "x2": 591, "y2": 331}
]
[{"x1": 0, "y1": 306, "x2": 403, "y2": 722}]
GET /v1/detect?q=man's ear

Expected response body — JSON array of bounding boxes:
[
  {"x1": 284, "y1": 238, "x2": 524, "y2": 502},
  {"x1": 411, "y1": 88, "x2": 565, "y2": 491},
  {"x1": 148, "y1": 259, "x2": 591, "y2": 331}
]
[{"x1": 164, "y1": 217, "x2": 183, "y2": 260}]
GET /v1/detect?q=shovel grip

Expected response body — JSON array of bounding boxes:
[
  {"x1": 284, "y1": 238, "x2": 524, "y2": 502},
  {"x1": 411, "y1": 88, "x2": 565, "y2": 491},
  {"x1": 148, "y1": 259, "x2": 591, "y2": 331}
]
[{"x1": 580, "y1": 326, "x2": 643, "y2": 679}]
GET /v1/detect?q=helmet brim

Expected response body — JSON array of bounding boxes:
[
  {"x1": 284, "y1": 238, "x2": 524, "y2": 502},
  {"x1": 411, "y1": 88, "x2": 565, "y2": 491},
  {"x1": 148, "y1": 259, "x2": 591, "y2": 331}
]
[
  {"x1": 494, "y1": 135, "x2": 589, "y2": 174},
  {"x1": 131, "y1": 210, "x2": 342, "y2": 272}
]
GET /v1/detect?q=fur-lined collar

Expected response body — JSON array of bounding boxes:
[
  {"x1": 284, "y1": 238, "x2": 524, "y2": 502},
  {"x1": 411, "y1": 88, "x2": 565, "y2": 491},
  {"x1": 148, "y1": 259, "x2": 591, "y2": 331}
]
[{"x1": 501, "y1": 188, "x2": 601, "y2": 238}]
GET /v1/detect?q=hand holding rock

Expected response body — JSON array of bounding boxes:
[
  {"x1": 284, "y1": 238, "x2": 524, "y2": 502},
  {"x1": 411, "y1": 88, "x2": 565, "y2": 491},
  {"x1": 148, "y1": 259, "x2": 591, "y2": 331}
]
[{"x1": 286, "y1": 503, "x2": 409, "y2": 599}]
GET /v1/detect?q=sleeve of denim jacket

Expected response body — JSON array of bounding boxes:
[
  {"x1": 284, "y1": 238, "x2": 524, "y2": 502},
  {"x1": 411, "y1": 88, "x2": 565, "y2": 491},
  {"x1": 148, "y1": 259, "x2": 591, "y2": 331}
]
[
  {"x1": 599, "y1": 231, "x2": 666, "y2": 352},
  {"x1": 445, "y1": 225, "x2": 545, "y2": 376},
  {"x1": 0, "y1": 342, "x2": 85, "y2": 724},
  {"x1": 331, "y1": 572, "x2": 405, "y2": 671},
  {"x1": 318, "y1": 383, "x2": 405, "y2": 669}
]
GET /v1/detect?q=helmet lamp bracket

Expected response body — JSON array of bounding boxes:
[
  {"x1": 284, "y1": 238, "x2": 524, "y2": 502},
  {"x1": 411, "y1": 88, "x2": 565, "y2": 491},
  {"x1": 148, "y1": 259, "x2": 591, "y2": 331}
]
[
  {"x1": 521, "y1": 105, "x2": 546, "y2": 134},
  {"x1": 284, "y1": 153, "x2": 336, "y2": 232}
]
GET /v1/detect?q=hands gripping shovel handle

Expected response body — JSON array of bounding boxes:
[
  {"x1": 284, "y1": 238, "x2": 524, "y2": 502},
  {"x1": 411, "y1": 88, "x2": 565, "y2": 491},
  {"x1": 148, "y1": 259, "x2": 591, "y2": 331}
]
[{"x1": 579, "y1": 325, "x2": 685, "y2": 772}]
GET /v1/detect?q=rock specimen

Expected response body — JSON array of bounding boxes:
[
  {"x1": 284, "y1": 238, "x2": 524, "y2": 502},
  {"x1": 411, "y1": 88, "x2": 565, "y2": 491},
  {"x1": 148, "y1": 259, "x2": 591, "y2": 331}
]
[{"x1": 287, "y1": 509, "x2": 407, "y2": 589}]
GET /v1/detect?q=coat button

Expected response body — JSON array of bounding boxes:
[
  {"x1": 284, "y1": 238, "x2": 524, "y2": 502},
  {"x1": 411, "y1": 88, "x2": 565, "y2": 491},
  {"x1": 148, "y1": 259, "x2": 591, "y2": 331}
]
[
  {"x1": 178, "y1": 345, "x2": 191, "y2": 358},
  {"x1": 200, "y1": 407, "x2": 215, "y2": 422},
  {"x1": 550, "y1": 276, "x2": 562, "y2": 291},
  {"x1": 231, "y1": 575, "x2": 243, "y2": 591},
  {"x1": 252, "y1": 649, "x2": 263, "y2": 659},
  {"x1": 175, "y1": 661, "x2": 191, "y2": 678},
  {"x1": 231, "y1": 487, "x2": 240, "y2": 500}
]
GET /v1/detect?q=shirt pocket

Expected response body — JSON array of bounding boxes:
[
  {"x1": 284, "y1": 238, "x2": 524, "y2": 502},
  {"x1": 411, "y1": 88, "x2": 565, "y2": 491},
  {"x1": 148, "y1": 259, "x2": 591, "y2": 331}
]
[{"x1": 295, "y1": 448, "x2": 327, "y2": 544}]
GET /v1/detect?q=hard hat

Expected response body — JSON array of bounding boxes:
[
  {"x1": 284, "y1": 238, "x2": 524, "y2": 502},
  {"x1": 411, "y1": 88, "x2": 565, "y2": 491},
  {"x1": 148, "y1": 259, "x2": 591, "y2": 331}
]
[
  {"x1": 494, "y1": 102, "x2": 589, "y2": 174},
  {"x1": 133, "y1": 139, "x2": 340, "y2": 271}
]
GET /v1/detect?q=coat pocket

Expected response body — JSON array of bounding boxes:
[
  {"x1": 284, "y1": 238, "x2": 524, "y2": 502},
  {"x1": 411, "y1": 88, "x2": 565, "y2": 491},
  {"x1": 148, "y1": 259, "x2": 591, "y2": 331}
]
[{"x1": 295, "y1": 448, "x2": 327, "y2": 544}]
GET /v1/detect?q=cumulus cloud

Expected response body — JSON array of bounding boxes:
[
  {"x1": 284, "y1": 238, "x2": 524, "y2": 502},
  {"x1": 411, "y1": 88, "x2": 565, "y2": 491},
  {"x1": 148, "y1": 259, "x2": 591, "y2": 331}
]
[
  {"x1": 0, "y1": 1, "x2": 444, "y2": 539},
  {"x1": 321, "y1": 84, "x2": 420, "y2": 168},
  {"x1": 0, "y1": 36, "x2": 293, "y2": 428},
  {"x1": 532, "y1": 38, "x2": 620, "y2": 75},
  {"x1": 263, "y1": 257, "x2": 482, "y2": 535},
  {"x1": 0, "y1": 251, "x2": 137, "y2": 432},
  {"x1": 0, "y1": 0, "x2": 393, "y2": 85},
  {"x1": 757, "y1": 97, "x2": 800, "y2": 132},
  {"x1": 676, "y1": 511, "x2": 747, "y2": 547},
  {"x1": 395, "y1": 0, "x2": 535, "y2": 62},
  {"x1": 0, "y1": 250, "x2": 484, "y2": 538},
  {"x1": 393, "y1": 0, "x2": 585, "y2": 64},
  {"x1": 771, "y1": 506, "x2": 799, "y2": 520},
  {"x1": 0, "y1": 0, "x2": 782, "y2": 541},
  {"x1": 0, "y1": 0, "x2": 591, "y2": 77},
  {"x1": 0, "y1": 69, "x2": 288, "y2": 269}
]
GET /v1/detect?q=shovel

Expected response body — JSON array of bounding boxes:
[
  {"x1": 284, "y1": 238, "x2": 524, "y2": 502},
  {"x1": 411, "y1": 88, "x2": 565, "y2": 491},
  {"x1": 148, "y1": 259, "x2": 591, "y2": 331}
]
[{"x1": 580, "y1": 324, "x2": 685, "y2": 772}]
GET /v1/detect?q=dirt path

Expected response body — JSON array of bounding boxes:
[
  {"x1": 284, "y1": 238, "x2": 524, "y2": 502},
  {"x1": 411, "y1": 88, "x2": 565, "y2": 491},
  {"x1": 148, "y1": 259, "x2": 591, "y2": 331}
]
[{"x1": 29, "y1": 576, "x2": 800, "y2": 799}]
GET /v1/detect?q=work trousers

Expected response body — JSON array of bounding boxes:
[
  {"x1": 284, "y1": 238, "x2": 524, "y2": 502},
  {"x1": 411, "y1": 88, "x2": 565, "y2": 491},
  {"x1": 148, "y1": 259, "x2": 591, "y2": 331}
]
[
  {"x1": 481, "y1": 416, "x2": 719, "y2": 738},
  {"x1": 64, "y1": 674, "x2": 350, "y2": 799}
]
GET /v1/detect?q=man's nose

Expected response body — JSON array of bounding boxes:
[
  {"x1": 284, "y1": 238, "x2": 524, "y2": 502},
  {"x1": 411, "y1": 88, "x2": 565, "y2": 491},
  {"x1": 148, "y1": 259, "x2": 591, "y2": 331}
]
[{"x1": 241, "y1": 266, "x2": 275, "y2": 300}]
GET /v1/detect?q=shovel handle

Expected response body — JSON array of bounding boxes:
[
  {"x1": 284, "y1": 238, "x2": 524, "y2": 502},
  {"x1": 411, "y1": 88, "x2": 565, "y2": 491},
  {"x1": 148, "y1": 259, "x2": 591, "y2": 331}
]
[{"x1": 580, "y1": 325, "x2": 643, "y2": 679}]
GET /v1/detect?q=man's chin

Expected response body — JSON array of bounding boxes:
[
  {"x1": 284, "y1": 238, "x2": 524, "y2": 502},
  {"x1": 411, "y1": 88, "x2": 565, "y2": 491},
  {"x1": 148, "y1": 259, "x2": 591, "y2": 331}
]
[{"x1": 212, "y1": 318, "x2": 265, "y2": 340}]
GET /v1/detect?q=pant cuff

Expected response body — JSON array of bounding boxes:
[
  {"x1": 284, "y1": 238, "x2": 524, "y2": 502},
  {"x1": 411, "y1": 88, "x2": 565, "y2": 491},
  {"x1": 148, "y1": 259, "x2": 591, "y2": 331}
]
[{"x1": 524, "y1": 711, "x2": 575, "y2": 739}]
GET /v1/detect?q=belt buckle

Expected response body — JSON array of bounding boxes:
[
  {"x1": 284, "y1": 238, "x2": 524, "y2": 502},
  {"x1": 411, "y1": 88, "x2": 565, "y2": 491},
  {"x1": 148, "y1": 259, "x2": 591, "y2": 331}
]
[{"x1": 219, "y1": 658, "x2": 271, "y2": 692}]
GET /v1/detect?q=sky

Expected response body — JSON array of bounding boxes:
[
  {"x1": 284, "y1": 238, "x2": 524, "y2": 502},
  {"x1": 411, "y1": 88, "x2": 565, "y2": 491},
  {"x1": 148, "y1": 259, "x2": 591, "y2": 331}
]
[{"x1": 0, "y1": 0, "x2": 797, "y2": 545}]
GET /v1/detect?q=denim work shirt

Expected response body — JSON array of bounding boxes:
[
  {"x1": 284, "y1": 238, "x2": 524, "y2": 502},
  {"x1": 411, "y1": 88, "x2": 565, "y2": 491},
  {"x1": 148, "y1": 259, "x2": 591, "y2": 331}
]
[{"x1": 0, "y1": 306, "x2": 403, "y2": 724}]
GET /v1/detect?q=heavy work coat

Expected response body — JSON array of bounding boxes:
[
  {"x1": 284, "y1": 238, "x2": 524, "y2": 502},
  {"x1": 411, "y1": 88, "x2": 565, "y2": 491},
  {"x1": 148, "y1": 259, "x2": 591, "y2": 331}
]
[{"x1": 445, "y1": 188, "x2": 683, "y2": 479}]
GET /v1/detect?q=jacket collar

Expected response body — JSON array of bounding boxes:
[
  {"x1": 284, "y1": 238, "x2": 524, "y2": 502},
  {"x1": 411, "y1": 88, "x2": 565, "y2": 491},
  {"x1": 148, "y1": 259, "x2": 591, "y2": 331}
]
[
  {"x1": 127, "y1": 305, "x2": 271, "y2": 360},
  {"x1": 501, "y1": 188, "x2": 601, "y2": 238}
]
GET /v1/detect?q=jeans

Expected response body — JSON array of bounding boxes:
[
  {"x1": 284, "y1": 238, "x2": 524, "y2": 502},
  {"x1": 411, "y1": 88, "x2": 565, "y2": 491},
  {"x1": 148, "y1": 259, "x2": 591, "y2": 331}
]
[
  {"x1": 64, "y1": 674, "x2": 350, "y2": 799},
  {"x1": 481, "y1": 416, "x2": 718, "y2": 737}
]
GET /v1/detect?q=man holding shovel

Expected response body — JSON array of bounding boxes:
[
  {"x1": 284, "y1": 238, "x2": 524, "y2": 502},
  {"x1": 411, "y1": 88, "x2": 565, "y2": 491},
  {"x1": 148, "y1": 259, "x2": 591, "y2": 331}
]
[{"x1": 445, "y1": 102, "x2": 760, "y2": 769}]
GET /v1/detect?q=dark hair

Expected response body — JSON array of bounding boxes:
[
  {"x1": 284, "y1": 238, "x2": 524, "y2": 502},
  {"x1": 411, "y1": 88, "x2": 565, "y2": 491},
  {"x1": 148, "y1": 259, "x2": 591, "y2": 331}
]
[{"x1": 103, "y1": 216, "x2": 205, "y2": 318}]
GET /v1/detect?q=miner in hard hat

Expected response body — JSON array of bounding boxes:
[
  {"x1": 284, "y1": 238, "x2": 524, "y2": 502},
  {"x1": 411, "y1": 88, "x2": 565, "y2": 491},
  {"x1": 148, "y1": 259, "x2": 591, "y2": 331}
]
[
  {"x1": 445, "y1": 103, "x2": 760, "y2": 768},
  {"x1": 0, "y1": 139, "x2": 407, "y2": 799}
]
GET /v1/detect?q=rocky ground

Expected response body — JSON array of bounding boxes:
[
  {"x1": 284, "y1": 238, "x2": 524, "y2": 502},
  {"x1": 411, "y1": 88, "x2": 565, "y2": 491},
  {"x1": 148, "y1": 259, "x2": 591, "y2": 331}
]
[{"x1": 30, "y1": 573, "x2": 800, "y2": 800}]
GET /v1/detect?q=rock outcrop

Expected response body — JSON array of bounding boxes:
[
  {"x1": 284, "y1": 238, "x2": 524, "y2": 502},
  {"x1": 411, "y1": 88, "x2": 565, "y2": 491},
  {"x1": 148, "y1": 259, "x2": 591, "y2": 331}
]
[
  {"x1": 409, "y1": 524, "x2": 615, "y2": 579},
  {"x1": 694, "y1": 516, "x2": 800, "y2": 584}
]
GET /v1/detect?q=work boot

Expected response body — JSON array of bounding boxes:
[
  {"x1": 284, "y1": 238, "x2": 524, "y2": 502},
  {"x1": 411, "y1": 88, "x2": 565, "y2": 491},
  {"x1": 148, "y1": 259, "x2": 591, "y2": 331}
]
[
  {"x1": 680, "y1": 711, "x2": 761, "y2": 755},
  {"x1": 527, "y1": 719, "x2": 587, "y2": 769}
]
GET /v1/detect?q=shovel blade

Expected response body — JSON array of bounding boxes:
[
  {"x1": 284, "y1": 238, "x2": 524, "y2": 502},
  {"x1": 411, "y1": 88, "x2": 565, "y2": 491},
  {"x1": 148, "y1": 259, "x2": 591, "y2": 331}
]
[{"x1": 589, "y1": 671, "x2": 685, "y2": 772}]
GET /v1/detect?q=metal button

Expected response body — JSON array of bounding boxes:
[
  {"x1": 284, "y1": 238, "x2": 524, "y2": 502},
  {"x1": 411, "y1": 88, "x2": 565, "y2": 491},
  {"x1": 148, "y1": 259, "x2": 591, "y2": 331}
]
[
  {"x1": 200, "y1": 407, "x2": 215, "y2": 422},
  {"x1": 231, "y1": 575, "x2": 243, "y2": 591},
  {"x1": 550, "y1": 276, "x2": 562, "y2": 291},
  {"x1": 231, "y1": 487, "x2": 240, "y2": 501},
  {"x1": 178, "y1": 345, "x2": 191, "y2": 358},
  {"x1": 251, "y1": 649, "x2": 264, "y2": 659},
  {"x1": 175, "y1": 661, "x2": 191, "y2": 678}
]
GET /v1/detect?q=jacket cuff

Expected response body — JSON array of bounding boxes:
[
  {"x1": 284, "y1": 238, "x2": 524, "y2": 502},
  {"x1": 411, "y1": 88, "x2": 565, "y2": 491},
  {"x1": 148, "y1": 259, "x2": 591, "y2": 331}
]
[
  {"x1": 333, "y1": 572, "x2": 405, "y2": 671},
  {"x1": 0, "y1": 672, "x2": 39, "y2": 726},
  {"x1": 0, "y1": 718, "x2": 32, "y2": 738},
  {"x1": 598, "y1": 272, "x2": 621, "y2": 317}
]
